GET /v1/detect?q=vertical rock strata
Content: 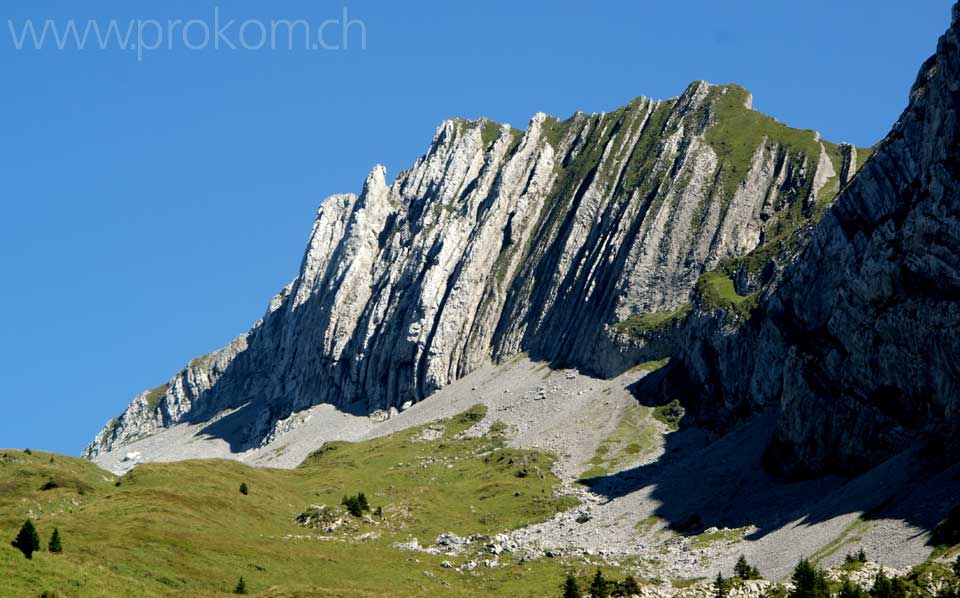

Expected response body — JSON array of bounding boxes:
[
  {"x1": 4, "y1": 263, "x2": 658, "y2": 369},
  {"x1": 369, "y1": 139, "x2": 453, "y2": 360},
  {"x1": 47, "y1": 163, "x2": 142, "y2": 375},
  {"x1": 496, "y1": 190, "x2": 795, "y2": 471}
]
[
  {"x1": 85, "y1": 81, "x2": 854, "y2": 459},
  {"x1": 676, "y1": 5, "x2": 960, "y2": 476}
]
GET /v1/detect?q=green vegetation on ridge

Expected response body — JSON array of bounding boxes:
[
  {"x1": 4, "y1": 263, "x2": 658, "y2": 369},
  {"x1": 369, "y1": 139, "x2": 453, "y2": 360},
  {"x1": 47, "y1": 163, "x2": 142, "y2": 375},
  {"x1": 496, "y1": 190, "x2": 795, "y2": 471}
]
[
  {"x1": 703, "y1": 84, "x2": 824, "y2": 203},
  {"x1": 612, "y1": 304, "x2": 692, "y2": 339},
  {"x1": 694, "y1": 271, "x2": 760, "y2": 319},
  {"x1": 143, "y1": 384, "x2": 168, "y2": 413}
]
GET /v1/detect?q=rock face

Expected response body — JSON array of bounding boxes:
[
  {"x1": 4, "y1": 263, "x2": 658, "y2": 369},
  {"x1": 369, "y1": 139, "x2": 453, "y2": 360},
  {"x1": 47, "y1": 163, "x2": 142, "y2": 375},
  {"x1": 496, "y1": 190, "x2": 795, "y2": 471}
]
[
  {"x1": 84, "y1": 81, "x2": 849, "y2": 459},
  {"x1": 675, "y1": 4, "x2": 960, "y2": 476}
]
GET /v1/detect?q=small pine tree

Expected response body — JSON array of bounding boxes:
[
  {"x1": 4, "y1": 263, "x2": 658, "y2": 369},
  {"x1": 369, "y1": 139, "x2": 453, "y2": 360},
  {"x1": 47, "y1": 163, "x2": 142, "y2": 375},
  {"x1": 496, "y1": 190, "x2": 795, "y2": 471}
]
[
  {"x1": 953, "y1": 555, "x2": 960, "y2": 579},
  {"x1": 48, "y1": 528, "x2": 62, "y2": 553},
  {"x1": 870, "y1": 568, "x2": 907, "y2": 598},
  {"x1": 357, "y1": 492, "x2": 370, "y2": 512},
  {"x1": 24, "y1": 448, "x2": 32, "y2": 455},
  {"x1": 735, "y1": 555, "x2": 761, "y2": 580},
  {"x1": 715, "y1": 573, "x2": 730, "y2": 598},
  {"x1": 12, "y1": 519, "x2": 41, "y2": 559},
  {"x1": 590, "y1": 569, "x2": 609, "y2": 598},
  {"x1": 239, "y1": 482, "x2": 249, "y2": 495},
  {"x1": 789, "y1": 558, "x2": 830, "y2": 598},
  {"x1": 342, "y1": 495, "x2": 363, "y2": 517},
  {"x1": 735, "y1": 555, "x2": 750, "y2": 578},
  {"x1": 562, "y1": 573, "x2": 582, "y2": 598},
  {"x1": 233, "y1": 576, "x2": 247, "y2": 595},
  {"x1": 857, "y1": 548, "x2": 867, "y2": 563},
  {"x1": 620, "y1": 575, "x2": 642, "y2": 596}
]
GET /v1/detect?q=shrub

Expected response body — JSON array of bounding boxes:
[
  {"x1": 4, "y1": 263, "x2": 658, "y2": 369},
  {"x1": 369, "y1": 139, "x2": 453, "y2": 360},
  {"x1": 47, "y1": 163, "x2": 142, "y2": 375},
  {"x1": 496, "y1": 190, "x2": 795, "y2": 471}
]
[
  {"x1": 341, "y1": 492, "x2": 370, "y2": 517},
  {"x1": 48, "y1": 528, "x2": 62, "y2": 553},
  {"x1": 342, "y1": 495, "x2": 363, "y2": 517},
  {"x1": 845, "y1": 549, "x2": 868, "y2": 565},
  {"x1": 239, "y1": 482, "x2": 249, "y2": 495},
  {"x1": 761, "y1": 585, "x2": 789, "y2": 598},
  {"x1": 11, "y1": 519, "x2": 41, "y2": 559},
  {"x1": 652, "y1": 400, "x2": 685, "y2": 430},
  {"x1": 839, "y1": 578, "x2": 869, "y2": 598}
]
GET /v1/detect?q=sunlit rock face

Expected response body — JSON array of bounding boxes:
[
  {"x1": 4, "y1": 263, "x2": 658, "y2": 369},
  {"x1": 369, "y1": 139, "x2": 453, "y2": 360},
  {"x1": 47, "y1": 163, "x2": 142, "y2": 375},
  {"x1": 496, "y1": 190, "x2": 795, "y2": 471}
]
[{"x1": 85, "y1": 78, "x2": 842, "y2": 459}]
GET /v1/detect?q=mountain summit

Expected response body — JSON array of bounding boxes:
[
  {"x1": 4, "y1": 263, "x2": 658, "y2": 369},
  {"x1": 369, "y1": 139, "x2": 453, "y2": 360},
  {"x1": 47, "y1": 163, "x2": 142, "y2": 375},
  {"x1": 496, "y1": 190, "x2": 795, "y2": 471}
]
[{"x1": 85, "y1": 80, "x2": 866, "y2": 461}]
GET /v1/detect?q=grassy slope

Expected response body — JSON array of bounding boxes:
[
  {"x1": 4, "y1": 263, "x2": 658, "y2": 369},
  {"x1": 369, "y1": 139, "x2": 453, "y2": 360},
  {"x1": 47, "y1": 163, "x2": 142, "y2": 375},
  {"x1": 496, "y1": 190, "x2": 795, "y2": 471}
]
[
  {"x1": 694, "y1": 271, "x2": 760, "y2": 319},
  {"x1": 579, "y1": 402, "x2": 663, "y2": 481},
  {"x1": 0, "y1": 407, "x2": 599, "y2": 597},
  {"x1": 612, "y1": 304, "x2": 692, "y2": 339},
  {"x1": 704, "y1": 84, "x2": 823, "y2": 203}
]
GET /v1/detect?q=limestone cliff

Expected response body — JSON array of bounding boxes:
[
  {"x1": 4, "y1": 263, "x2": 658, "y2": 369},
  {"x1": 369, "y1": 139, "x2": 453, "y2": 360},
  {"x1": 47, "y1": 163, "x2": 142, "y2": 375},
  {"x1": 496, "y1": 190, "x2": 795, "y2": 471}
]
[
  {"x1": 84, "y1": 81, "x2": 849, "y2": 458},
  {"x1": 673, "y1": 3, "x2": 960, "y2": 476}
]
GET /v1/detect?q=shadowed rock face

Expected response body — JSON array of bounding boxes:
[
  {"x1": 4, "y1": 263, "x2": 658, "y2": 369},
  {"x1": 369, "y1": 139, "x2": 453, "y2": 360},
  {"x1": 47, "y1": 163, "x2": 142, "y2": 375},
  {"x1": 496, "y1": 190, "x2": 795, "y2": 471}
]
[
  {"x1": 85, "y1": 80, "x2": 846, "y2": 459},
  {"x1": 676, "y1": 3, "x2": 960, "y2": 477}
]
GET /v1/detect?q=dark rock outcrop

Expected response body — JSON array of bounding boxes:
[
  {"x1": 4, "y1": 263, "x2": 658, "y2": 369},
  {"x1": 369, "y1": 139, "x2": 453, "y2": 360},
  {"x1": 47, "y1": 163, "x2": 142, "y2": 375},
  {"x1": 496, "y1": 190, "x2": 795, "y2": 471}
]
[{"x1": 676, "y1": 3, "x2": 960, "y2": 476}]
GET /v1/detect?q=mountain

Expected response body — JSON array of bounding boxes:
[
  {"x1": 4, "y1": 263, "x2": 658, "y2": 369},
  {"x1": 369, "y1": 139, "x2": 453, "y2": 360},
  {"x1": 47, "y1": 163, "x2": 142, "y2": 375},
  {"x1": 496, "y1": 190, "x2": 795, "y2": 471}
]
[
  {"x1": 3, "y1": 3, "x2": 959, "y2": 597},
  {"x1": 672, "y1": 2, "x2": 960, "y2": 478},
  {"x1": 84, "y1": 80, "x2": 867, "y2": 461}
]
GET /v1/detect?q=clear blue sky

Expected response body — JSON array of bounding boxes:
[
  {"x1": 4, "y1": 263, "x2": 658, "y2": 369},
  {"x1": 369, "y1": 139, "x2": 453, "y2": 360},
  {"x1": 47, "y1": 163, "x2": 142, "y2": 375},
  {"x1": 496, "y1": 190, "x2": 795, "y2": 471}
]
[{"x1": 0, "y1": 0, "x2": 953, "y2": 456}]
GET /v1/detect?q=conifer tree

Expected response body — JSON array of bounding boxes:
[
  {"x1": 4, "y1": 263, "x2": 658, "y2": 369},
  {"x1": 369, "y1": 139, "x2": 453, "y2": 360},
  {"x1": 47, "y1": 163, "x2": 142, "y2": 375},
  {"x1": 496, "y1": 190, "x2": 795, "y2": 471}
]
[
  {"x1": 562, "y1": 573, "x2": 582, "y2": 598},
  {"x1": 620, "y1": 575, "x2": 642, "y2": 596},
  {"x1": 715, "y1": 573, "x2": 730, "y2": 598},
  {"x1": 342, "y1": 495, "x2": 363, "y2": 517},
  {"x1": 735, "y1": 555, "x2": 761, "y2": 580},
  {"x1": 358, "y1": 492, "x2": 370, "y2": 512},
  {"x1": 590, "y1": 569, "x2": 609, "y2": 598},
  {"x1": 239, "y1": 482, "x2": 249, "y2": 495},
  {"x1": 233, "y1": 576, "x2": 247, "y2": 595},
  {"x1": 48, "y1": 528, "x2": 62, "y2": 553},
  {"x1": 870, "y1": 568, "x2": 907, "y2": 598},
  {"x1": 789, "y1": 558, "x2": 830, "y2": 598},
  {"x1": 11, "y1": 519, "x2": 41, "y2": 559},
  {"x1": 953, "y1": 555, "x2": 960, "y2": 579}
]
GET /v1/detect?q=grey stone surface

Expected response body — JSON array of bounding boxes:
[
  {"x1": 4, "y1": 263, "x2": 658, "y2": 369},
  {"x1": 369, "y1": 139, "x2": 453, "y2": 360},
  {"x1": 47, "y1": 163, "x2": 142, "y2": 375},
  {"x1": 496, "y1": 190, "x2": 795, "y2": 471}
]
[
  {"x1": 675, "y1": 4, "x2": 960, "y2": 477},
  {"x1": 85, "y1": 81, "x2": 835, "y2": 459}
]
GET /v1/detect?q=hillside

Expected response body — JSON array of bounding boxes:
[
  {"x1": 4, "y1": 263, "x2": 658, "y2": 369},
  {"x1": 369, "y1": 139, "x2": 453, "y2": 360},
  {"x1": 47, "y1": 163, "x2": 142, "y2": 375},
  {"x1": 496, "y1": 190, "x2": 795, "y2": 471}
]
[
  {"x1": 7, "y1": 395, "x2": 960, "y2": 596},
  {"x1": 2, "y1": 407, "x2": 592, "y2": 596}
]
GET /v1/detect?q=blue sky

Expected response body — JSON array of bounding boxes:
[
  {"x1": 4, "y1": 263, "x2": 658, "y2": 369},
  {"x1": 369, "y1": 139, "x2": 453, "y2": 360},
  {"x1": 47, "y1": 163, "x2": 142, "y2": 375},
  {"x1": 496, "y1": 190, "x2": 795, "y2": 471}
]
[{"x1": 0, "y1": 0, "x2": 953, "y2": 456}]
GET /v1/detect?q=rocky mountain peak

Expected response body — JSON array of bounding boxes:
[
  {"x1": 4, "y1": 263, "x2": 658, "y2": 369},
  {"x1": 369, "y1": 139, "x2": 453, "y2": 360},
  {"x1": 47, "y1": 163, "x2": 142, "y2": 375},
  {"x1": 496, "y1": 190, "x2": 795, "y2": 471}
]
[{"x1": 84, "y1": 77, "x2": 869, "y2": 461}]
